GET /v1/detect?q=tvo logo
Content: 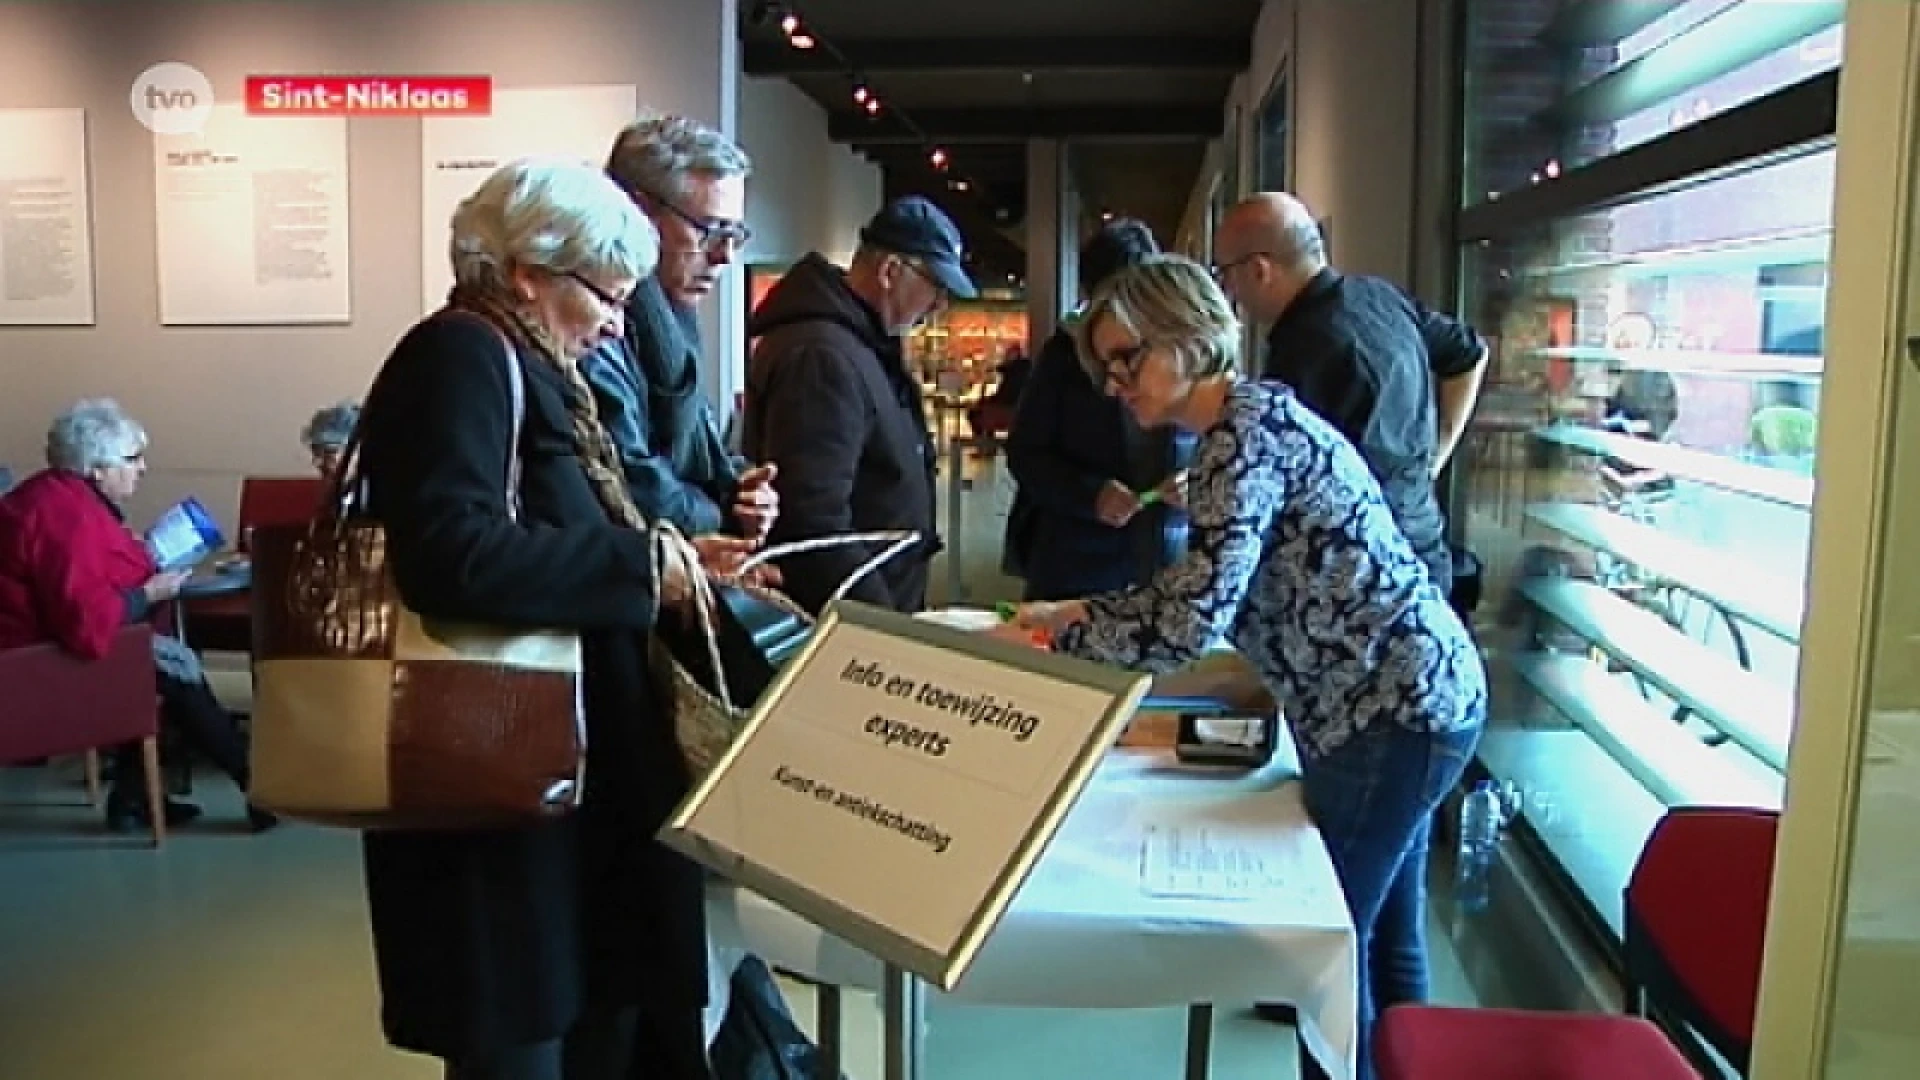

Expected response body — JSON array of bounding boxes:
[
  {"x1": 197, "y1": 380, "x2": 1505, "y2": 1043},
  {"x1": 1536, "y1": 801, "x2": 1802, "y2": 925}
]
[{"x1": 131, "y1": 62, "x2": 213, "y2": 135}]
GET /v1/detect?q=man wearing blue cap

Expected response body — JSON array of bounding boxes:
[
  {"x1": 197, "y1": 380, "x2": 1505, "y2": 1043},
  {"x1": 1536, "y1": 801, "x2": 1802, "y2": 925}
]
[{"x1": 742, "y1": 195, "x2": 977, "y2": 615}]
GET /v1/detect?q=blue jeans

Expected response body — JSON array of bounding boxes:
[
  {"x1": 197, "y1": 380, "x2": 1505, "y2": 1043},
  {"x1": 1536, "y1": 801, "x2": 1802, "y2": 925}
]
[{"x1": 1300, "y1": 719, "x2": 1481, "y2": 1080}]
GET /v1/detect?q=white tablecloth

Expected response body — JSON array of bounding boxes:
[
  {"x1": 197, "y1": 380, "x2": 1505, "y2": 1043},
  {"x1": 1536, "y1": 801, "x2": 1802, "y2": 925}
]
[{"x1": 704, "y1": 747, "x2": 1358, "y2": 1079}]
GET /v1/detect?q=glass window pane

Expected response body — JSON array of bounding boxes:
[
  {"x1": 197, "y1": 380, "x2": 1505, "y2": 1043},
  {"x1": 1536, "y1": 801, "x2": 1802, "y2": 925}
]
[
  {"x1": 1463, "y1": 0, "x2": 1842, "y2": 203},
  {"x1": 1452, "y1": 146, "x2": 1831, "y2": 921}
]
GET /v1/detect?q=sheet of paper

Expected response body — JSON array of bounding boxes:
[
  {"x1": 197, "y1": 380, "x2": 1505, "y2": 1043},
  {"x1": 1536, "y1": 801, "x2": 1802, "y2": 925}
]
[
  {"x1": 153, "y1": 103, "x2": 350, "y2": 324},
  {"x1": 1139, "y1": 823, "x2": 1304, "y2": 901},
  {"x1": 0, "y1": 108, "x2": 94, "y2": 325},
  {"x1": 419, "y1": 85, "x2": 637, "y2": 312}
]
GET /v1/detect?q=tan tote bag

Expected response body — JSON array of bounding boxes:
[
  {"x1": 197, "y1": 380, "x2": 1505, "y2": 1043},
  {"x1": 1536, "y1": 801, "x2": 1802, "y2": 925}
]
[{"x1": 248, "y1": 315, "x2": 586, "y2": 829}]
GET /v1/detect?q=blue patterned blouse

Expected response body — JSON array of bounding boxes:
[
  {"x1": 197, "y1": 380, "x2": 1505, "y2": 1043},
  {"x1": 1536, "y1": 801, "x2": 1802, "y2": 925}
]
[{"x1": 1052, "y1": 380, "x2": 1486, "y2": 759}]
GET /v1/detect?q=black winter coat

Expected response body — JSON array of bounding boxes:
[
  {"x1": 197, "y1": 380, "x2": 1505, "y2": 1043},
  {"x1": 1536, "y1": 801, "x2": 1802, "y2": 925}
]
[
  {"x1": 356, "y1": 312, "x2": 707, "y2": 1060},
  {"x1": 1004, "y1": 325, "x2": 1191, "y2": 601},
  {"x1": 742, "y1": 253, "x2": 937, "y2": 615}
]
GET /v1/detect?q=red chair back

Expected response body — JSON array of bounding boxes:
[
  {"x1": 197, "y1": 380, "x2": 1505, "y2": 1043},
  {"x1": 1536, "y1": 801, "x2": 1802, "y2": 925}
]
[
  {"x1": 0, "y1": 625, "x2": 159, "y2": 763},
  {"x1": 236, "y1": 475, "x2": 325, "y2": 550},
  {"x1": 1625, "y1": 807, "x2": 1779, "y2": 1074}
]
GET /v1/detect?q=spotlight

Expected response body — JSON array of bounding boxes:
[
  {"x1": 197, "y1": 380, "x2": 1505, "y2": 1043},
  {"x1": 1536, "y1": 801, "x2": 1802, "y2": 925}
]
[
  {"x1": 853, "y1": 83, "x2": 870, "y2": 105},
  {"x1": 864, "y1": 96, "x2": 881, "y2": 115},
  {"x1": 779, "y1": 12, "x2": 800, "y2": 33},
  {"x1": 929, "y1": 147, "x2": 948, "y2": 169},
  {"x1": 951, "y1": 178, "x2": 970, "y2": 192},
  {"x1": 790, "y1": 31, "x2": 815, "y2": 49}
]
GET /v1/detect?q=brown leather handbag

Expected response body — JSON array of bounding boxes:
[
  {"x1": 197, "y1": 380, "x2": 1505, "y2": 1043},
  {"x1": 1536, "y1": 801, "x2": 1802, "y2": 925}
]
[{"x1": 248, "y1": 316, "x2": 586, "y2": 829}]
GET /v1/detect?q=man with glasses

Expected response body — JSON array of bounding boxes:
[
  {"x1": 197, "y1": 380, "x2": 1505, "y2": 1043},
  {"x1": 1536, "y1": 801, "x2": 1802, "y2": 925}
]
[
  {"x1": 583, "y1": 115, "x2": 779, "y2": 541},
  {"x1": 1213, "y1": 192, "x2": 1487, "y2": 597},
  {"x1": 742, "y1": 196, "x2": 977, "y2": 616}
]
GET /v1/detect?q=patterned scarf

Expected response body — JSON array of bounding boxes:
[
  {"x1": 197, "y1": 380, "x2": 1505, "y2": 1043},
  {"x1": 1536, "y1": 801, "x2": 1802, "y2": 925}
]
[{"x1": 445, "y1": 283, "x2": 647, "y2": 533}]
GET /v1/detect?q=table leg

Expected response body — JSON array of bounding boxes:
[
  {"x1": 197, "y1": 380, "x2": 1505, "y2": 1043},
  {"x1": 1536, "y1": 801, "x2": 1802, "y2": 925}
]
[
  {"x1": 816, "y1": 983, "x2": 843, "y2": 1076},
  {"x1": 882, "y1": 964, "x2": 924, "y2": 1080},
  {"x1": 1184, "y1": 1003, "x2": 1214, "y2": 1080}
]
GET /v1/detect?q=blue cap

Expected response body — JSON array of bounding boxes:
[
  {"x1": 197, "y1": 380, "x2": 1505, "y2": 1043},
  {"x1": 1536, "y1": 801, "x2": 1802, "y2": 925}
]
[{"x1": 859, "y1": 196, "x2": 978, "y2": 299}]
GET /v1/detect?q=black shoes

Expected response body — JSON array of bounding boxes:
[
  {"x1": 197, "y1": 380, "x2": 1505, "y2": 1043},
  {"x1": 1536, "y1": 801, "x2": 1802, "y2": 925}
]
[
  {"x1": 103, "y1": 793, "x2": 281, "y2": 834},
  {"x1": 246, "y1": 805, "x2": 281, "y2": 833},
  {"x1": 104, "y1": 795, "x2": 204, "y2": 833}
]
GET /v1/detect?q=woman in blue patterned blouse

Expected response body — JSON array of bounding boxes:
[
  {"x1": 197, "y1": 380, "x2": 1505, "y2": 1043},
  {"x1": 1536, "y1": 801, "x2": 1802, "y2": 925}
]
[{"x1": 1005, "y1": 254, "x2": 1486, "y2": 1080}]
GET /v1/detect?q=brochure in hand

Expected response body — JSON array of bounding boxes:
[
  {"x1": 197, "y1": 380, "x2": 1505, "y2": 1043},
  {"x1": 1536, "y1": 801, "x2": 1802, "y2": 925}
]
[{"x1": 145, "y1": 497, "x2": 225, "y2": 572}]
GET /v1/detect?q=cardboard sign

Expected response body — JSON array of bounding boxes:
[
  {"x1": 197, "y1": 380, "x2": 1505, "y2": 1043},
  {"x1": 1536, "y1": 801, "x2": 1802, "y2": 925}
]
[{"x1": 663, "y1": 603, "x2": 1149, "y2": 990}]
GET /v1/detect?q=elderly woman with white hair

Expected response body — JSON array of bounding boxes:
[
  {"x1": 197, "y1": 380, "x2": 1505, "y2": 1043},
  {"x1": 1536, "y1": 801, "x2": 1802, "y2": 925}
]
[
  {"x1": 354, "y1": 157, "x2": 754, "y2": 1080},
  {"x1": 1001, "y1": 255, "x2": 1487, "y2": 1080},
  {"x1": 301, "y1": 400, "x2": 360, "y2": 477},
  {"x1": 0, "y1": 399, "x2": 269, "y2": 833}
]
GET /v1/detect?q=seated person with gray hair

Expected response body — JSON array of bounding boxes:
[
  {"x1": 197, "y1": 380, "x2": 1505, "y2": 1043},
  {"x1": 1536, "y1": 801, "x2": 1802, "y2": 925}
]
[
  {"x1": 0, "y1": 398, "x2": 274, "y2": 833},
  {"x1": 303, "y1": 400, "x2": 360, "y2": 477}
]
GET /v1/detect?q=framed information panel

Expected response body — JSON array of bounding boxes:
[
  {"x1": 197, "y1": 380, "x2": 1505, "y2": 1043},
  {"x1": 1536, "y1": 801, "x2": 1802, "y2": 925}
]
[{"x1": 663, "y1": 602, "x2": 1149, "y2": 991}]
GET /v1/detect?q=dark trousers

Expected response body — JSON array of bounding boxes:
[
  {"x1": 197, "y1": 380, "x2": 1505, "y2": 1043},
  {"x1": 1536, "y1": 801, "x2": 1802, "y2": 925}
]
[
  {"x1": 443, "y1": 1003, "x2": 711, "y2": 1080},
  {"x1": 109, "y1": 670, "x2": 249, "y2": 802},
  {"x1": 1299, "y1": 720, "x2": 1481, "y2": 1080}
]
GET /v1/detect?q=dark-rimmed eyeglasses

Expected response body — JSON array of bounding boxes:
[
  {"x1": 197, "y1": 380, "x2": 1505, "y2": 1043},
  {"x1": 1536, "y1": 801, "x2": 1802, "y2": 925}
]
[
  {"x1": 642, "y1": 190, "x2": 753, "y2": 253},
  {"x1": 1209, "y1": 251, "x2": 1273, "y2": 280},
  {"x1": 1100, "y1": 342, "x2": 1151, "y2": 389},
  {"x1": 899, "y1": 257, "x2": 950, "y2": 301},
  {"x1": 561, "y1": 269, "x2": 628, "y2": 312}
]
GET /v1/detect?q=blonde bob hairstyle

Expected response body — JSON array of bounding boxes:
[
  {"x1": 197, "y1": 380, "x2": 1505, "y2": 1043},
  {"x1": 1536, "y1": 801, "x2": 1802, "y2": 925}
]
[
  {"x1": 449, "y1": 156, "x2": 660, "y2": 294},
  {"x1": 1073, "y1": 253, "x2": 1243, "y2": 385}
]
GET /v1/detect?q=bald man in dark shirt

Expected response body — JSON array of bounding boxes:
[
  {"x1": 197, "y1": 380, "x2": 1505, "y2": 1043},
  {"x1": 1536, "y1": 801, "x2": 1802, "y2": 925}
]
[{"x1": 1213, "y1": 193, "x2": 1487, "y2": 594}]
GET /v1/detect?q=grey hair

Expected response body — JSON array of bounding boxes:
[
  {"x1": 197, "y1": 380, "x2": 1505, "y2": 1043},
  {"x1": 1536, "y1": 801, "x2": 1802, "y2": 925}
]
[
  {"x1": 606, "y1": 113, "x2": 751, "y2": 202},
  {"x1": 47, "y1": 398, "x2": 146, "y2": 473},
  {"x1": 1075, "y1": 254, "x2": 1244, "y2": 382},
  {"x1": 449, "y1": 156, "x2": 660, "y2": 294},
  {"x1": 302, "y1": 401, "x2": 360, "y2": 451}
]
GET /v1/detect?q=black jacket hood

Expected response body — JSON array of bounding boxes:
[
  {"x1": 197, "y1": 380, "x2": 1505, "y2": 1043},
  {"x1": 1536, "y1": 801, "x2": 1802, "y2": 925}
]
[{"x1": 747, "y1": 252, "x2": 890, "y2": 347}]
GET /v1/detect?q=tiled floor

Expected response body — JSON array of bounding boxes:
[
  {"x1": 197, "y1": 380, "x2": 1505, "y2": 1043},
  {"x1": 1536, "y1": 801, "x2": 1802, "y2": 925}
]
[{"x1": 0, "y1": 451, "x2": 1477, "y2": 1080}]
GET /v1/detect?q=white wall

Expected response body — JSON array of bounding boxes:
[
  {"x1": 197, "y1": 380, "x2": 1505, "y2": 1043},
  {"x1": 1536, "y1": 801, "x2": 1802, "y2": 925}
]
[
  {"x1": 737, "y1": 76, "x2": 881, "y2": 270},
  {"x1": 0, "y1": 0, "x2": 736, "y2": 531},
  {"x1": 1191, "y1": 0, "x2": 1435, "y2": 288}
]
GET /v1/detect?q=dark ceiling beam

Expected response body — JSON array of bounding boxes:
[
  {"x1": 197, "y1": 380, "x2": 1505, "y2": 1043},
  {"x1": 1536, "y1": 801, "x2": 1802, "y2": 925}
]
[
  {"x1": 832, "y1": 106, "x2": 1220, "y2": 144},
  {"x1": 744, "y1": 36, "x2": 1248, "y2": 76}
]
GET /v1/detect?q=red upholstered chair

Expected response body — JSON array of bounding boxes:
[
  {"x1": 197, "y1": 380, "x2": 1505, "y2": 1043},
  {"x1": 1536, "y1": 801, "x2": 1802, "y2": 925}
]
[
  {"x1": 1376, "y1": 805, "x2": 1778, "y2": 1080},
  {"x1": 1376, "y1": 1006, "x2": 1699, "y2": 1080},
  {"x1": 180, "y1": 475, "x2": 326, "y2": 653},
  {"x1": 1626, "y1": 807, "x2": 1779, "y2": 1075},
  {"x1": 235, "y1": 475, "x2": 327, "y2": 547},
  {"x1": 0, "y1": 624, "x2": 167, "y2": 846}
]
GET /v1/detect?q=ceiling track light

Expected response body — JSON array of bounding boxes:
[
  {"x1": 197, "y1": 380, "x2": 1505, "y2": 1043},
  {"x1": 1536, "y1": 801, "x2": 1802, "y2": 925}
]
[{"x1": 771, "y1": 15, "x2": 1004, "y2": 224}]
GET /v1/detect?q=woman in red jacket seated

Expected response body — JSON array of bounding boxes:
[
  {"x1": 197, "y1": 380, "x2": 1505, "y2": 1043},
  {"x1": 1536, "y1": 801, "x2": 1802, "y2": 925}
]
[{"x1": 0, "y1": 398, "x2": 272, "y2": 833}]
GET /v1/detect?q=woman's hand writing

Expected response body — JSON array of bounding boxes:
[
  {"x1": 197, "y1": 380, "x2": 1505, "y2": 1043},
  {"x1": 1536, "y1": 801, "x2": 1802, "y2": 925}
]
[
  {"x1": 1012, "y1": 599, "x2": 1090, "y2": 634},
  {"x1": 1156, "y1": 470, "x2": 1189, "y2": 511}
]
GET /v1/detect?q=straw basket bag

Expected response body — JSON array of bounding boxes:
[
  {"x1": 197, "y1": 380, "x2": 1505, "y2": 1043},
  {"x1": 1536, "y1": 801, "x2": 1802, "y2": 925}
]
[{"x1": 650, "y1": 526, "x2": 920, "y2": 779}]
